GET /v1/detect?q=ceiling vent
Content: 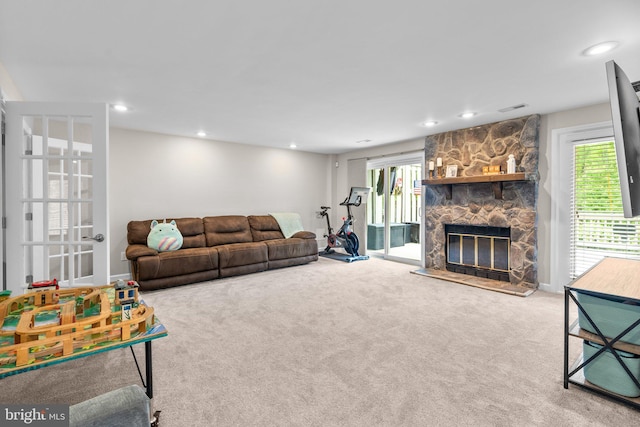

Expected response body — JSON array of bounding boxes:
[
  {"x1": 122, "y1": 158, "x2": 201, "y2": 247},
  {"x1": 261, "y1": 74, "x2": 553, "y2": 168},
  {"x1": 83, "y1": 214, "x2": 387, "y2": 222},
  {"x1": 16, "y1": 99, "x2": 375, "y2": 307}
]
[{"x1": 498, "y1": 103, "x2": 528, "y2": 113}]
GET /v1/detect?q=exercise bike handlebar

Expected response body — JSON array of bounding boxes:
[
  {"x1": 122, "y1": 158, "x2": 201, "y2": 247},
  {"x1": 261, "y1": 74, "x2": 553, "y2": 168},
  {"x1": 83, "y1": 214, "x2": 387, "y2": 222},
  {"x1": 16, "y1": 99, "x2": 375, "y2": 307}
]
[{"x1": 339, "y1": 196, "x2": 361, "y2": 207}]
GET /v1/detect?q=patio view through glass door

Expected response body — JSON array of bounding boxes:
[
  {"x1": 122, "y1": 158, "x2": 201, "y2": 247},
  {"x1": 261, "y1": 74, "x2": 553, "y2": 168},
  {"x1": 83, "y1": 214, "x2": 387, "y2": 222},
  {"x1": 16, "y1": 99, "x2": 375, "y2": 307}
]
[{"x1": 366, "y1": 154, "x2": 423, "y2": 264}]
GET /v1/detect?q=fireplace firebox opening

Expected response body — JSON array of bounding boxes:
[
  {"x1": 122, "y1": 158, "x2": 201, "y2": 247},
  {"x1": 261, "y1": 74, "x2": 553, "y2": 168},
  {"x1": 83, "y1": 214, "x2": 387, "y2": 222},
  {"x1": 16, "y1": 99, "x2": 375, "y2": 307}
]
[{"x1": 445, "y1": 224, "x2": 511, "y2": 282}]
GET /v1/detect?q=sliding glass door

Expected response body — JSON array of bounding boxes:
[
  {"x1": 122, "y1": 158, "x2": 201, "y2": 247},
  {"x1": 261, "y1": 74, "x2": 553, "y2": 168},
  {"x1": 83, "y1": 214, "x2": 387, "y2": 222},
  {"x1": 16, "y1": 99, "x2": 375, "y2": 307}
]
[{"x1": 366, "y1": 153, "x2": 423, "y2": 264}]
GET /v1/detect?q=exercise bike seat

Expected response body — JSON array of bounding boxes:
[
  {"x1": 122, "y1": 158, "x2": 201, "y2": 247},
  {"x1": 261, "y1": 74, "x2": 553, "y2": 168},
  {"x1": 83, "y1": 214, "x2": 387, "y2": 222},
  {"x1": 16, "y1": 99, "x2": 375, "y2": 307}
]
[{"x1": 320, "y1": 206, "x2": 331, "y2": 210}]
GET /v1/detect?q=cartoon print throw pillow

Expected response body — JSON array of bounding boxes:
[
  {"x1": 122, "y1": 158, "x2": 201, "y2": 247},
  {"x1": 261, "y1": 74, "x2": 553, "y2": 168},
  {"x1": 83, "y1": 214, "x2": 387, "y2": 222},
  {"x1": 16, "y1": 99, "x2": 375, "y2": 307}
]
[{"x1": 147, "y1": 219, "x2": 183, "y2": 252}]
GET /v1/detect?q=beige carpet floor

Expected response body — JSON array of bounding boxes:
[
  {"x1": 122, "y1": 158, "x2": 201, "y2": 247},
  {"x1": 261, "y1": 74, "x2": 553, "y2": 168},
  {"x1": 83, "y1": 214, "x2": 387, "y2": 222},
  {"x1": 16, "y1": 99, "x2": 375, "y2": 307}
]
[{"x1": 2, "y1": 256, "x2": 638, "y2": 426}]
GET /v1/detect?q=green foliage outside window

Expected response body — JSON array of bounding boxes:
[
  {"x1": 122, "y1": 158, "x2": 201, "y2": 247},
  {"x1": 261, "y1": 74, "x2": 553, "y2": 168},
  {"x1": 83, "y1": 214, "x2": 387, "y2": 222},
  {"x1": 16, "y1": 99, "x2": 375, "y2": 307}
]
[
  {"x1": 570, "y1": 140, "x2": 640, "y2": 277},
  {"x1": 573, "y1": 141, "x2": 623, "y2": 213}
]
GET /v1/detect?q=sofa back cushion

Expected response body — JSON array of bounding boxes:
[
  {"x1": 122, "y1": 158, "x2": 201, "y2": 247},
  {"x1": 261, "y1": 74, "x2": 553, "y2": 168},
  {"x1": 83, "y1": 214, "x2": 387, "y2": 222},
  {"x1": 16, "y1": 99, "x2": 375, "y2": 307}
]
[
  {"x1": 127, "y1": 217, "x2": 206, "y2": 249},
  {"x1": 204, "y1": 216, "x2": 253, "y2": 246},
  {"x1": 248, "y1": 215, "x2": 285, "y2": 241}
]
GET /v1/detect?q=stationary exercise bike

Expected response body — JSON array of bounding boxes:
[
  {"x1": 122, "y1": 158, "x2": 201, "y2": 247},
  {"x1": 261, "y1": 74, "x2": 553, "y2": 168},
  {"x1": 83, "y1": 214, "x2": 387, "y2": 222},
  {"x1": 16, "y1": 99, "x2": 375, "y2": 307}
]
[{"x1": 319, "y1": 187, "x2": 370, "y2": 260}]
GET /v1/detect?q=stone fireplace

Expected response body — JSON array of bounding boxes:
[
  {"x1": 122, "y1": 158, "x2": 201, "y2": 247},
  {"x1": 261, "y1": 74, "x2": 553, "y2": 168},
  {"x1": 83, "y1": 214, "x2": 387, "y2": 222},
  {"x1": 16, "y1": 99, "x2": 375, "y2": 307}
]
[{"x1": 423, "y1": 115, "x2": 539, "y2": 290}]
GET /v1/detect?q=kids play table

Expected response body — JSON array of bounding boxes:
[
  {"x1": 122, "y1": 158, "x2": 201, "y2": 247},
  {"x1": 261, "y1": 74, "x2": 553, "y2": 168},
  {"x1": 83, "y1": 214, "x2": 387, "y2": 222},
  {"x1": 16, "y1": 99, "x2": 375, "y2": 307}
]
[{"x1": 0, "y1": 285, "x2": 168, "y2": 399}]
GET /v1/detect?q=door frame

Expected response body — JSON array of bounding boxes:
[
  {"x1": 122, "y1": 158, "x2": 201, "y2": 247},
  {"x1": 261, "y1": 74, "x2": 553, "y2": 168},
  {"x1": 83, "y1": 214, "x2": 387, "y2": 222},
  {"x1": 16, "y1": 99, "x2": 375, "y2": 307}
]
[
  {"x1": 1, "y1": 95, "x2": 5, "y2": 291},
  {"x1": 550, "y1": 121, "x2": 612, "y2": 293}
]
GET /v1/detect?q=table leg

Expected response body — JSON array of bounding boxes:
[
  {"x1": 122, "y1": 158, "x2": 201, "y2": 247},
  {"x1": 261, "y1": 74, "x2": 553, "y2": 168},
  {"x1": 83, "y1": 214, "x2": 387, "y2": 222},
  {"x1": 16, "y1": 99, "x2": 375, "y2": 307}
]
[
  {"x1": 145, "y1": 342, "x2": 162, "y2": 425},
  {"x1": 145, "y1": 341, "x2": 153, "y2": 399},
  {"x1": 564, "y1": 288, "x2": 569, "y2": 388}
]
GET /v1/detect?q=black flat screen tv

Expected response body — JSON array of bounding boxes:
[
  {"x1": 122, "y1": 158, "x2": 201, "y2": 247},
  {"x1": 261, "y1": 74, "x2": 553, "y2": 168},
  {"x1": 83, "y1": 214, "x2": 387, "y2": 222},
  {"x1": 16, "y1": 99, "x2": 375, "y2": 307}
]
[{"x1": 606, "y1": 60, "x2": 640, "y2": 218}]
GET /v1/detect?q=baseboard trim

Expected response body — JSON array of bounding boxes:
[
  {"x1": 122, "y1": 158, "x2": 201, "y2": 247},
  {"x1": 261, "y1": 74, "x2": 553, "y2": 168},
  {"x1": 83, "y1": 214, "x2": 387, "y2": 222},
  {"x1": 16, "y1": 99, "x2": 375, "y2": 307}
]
[
  {"x1": 110, "y1": 273, "x2": 132, "y2": 282},
  {"x1": 537, "y1": 282, "x2": 559, "y2": 293}
]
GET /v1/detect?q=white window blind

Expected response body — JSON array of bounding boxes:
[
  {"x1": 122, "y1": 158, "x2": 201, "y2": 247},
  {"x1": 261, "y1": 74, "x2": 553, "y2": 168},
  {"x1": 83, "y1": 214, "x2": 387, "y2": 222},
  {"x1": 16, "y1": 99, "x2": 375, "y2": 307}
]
[{"x1": 570, "y1": 140, "x2": 640, "y2": 278}]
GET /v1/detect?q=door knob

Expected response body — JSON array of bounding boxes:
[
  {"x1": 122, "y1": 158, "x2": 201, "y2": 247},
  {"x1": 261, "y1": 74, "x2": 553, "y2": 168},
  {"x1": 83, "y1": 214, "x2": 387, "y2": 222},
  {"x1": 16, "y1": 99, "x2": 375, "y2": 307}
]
[{"x1": 83, "y1": 234, "x2": 105, "y2": 242}]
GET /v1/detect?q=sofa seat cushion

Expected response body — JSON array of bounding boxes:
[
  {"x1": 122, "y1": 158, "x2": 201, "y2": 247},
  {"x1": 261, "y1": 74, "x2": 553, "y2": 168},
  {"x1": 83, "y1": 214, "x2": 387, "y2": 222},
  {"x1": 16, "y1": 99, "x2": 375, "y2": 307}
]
[
  {"x1": 136, "y1": 247, "x2": 218, "y2": 281},
  {"x1": 217, "y1": 242, "x2": 268, "y2": 278},
  {"x1": 217, "y1": 242, "x2": 268, "y2": 268},
  {"x1": 204, "y1": 216, "x2": 253, "y2": 246},
  {"x1": 264, "y1": 238, "x2": 319, "y2": 261}
]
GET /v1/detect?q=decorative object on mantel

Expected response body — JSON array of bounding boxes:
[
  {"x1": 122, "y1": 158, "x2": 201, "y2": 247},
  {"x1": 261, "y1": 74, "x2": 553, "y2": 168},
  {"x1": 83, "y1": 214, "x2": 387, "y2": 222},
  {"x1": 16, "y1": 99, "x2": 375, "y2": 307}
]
[
  {"x1": 436, "y1": 157, "x2": 443, "y2": 179},
  {"x1": 428, "y1": 161, "x2": 435, "y2": 179},
  {"x1": 507, "y1": 154, "x2": 516, "y2": 174},
  {"x1": 445, "y1": 164, "x2": 458, "y2": 178},
  {"x1": 482, "y1": 165, "x2": 502, "y2": 175}
]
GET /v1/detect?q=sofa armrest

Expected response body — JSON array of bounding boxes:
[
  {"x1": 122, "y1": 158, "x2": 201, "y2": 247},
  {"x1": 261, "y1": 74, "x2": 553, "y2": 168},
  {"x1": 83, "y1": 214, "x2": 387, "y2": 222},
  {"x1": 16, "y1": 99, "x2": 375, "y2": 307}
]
[
  {"x1": 126, "y1": 244, "x2": 158, "y2": 260},
  {"x1": 291, "y1": 231, "x2": 316, "y2": 239},
  {"x1": 69, "y1": 385, "x2": 150, "y2": 427}
]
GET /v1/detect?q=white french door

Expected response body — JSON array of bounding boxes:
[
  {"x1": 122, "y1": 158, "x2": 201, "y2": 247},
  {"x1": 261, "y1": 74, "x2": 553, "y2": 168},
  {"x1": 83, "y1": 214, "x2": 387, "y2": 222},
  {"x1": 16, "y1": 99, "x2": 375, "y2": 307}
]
[{"x1": 4, "y1": 102, "x2": 109, "y2": 294}]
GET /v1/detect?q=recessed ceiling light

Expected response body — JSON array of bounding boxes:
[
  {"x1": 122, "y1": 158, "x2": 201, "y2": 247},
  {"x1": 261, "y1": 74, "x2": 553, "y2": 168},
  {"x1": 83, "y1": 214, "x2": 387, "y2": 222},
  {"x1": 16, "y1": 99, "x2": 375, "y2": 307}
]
[
  {"x1": 112, "y1": 104, "x2": 128, "y2": 112},
  {"x1": 421, "y1": 121, "x2": 438, "y2": 127},
  {"x1": 289, "y1": 143, "x2": 297, "y2": 149},
  {"x1": 459, "y1": 112, "x2": 476, "y2": 119},
  {"x1": 582, "y1": 41, "x2": 619, "y2": 56},
  {"x1": 197, "y1": 131, "x2": 206, "y2": 137}
]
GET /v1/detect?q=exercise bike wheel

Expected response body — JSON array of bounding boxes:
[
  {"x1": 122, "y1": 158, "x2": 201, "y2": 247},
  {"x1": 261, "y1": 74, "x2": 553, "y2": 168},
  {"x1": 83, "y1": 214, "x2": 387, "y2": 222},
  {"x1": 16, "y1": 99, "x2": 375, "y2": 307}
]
[{"x1": 344, "y1": 233, "x2": 359, "y2": 256}]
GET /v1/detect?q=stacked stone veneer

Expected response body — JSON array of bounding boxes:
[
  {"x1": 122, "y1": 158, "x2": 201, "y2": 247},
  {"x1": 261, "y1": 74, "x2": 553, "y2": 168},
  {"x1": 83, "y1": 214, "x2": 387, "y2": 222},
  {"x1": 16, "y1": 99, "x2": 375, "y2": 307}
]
[{"x1": 424, "y1": 114, "x2": 540, "y2": 288}]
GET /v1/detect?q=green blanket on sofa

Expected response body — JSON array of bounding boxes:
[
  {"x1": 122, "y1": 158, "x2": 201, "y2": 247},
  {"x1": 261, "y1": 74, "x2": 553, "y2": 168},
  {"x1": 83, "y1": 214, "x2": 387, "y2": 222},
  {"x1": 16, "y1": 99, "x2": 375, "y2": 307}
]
[{"x1": 269, "y1": 212, "x2": 304, "y2": 238}]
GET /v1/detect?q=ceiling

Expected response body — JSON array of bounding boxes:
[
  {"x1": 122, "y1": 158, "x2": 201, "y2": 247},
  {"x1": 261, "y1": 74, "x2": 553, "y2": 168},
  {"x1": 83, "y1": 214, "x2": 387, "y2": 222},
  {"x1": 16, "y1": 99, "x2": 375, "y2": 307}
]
[{"x1": 1, "y1": 1, "x2": 639, "y2": 154}]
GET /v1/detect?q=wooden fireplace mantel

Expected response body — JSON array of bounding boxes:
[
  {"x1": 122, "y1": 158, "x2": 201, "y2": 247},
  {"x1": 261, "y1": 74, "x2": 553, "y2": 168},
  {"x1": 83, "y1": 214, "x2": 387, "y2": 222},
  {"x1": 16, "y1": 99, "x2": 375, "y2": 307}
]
[{"x1": 422, "y1": 172, "x2": 529, "y2": 200}]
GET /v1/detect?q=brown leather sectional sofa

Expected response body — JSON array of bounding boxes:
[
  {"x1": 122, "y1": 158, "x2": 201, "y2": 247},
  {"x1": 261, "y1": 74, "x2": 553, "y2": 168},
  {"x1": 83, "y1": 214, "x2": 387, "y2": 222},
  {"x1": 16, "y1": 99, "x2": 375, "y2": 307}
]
[{"x1": 126, "y1": 215, "x2": 318, "y2": 291}]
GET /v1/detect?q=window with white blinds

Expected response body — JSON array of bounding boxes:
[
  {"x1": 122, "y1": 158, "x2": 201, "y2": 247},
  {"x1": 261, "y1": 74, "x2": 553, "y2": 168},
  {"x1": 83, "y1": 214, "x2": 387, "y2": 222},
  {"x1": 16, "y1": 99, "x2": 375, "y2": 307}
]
[{"x1": 570, "y1": 140, "x2": 640, "y2": 278}]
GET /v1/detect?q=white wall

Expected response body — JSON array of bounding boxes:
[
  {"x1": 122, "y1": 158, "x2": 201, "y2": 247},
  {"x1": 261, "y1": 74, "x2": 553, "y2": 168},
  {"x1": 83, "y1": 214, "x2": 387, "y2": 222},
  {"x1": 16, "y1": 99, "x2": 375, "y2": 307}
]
[
  {"x1": 0, "y1": 61, "x2": 23, "y2": 101},
  {"x1": 109, "y1": 128, "x2": 331, "y2": 275},
  {"x1": 537, "y1": 103, "x2": 613, "y2": 290}
]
